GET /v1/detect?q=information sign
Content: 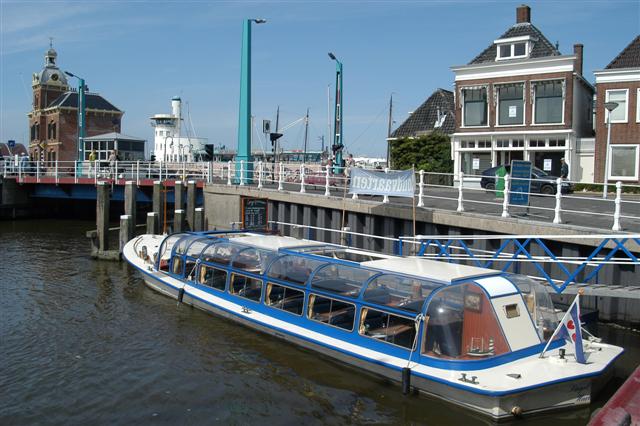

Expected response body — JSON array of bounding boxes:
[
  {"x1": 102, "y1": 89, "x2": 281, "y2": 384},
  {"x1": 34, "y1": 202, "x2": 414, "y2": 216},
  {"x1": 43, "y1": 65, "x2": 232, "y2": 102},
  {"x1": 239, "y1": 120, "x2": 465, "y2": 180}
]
[
  {"x1": 7, "y1": 140, "x2": 16, "y2": 148},
  {"x1": 472, "y1": 157, "x2": 480, "y2": 170},
  {"x1": 509, "y1": 160, "x2": 532, "y2": 206},
  {"x1": 242, "y1": 197, "x2": 268, "y2": 231},
  {"x1": 543, "y1": 158, "x2": 552, "y2": 171}
]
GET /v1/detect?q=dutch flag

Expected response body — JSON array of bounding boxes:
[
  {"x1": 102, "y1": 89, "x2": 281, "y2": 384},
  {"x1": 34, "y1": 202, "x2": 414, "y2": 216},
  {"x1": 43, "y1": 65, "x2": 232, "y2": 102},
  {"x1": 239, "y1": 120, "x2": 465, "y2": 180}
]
[{"x1": 541, "y1": 294, "x2": 587, "y2": 364}]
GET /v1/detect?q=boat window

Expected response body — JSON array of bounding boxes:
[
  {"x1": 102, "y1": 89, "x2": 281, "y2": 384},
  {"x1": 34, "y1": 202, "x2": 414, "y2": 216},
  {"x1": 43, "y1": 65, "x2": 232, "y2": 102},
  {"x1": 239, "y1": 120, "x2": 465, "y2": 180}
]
[
  {"x1": 507, "y1": 275, "x2": 558, "y2": 340},
  {"x1": 265, "y1": 283, "x2": 304, "y2": 316},
  {"x1": 174, "y1": 235, "x2": 201, "y2": 255},
  {"x1": 267, "y1": 255, "x2": 326, "y2": 285},
  {"x1": 230, "y1": 273, "x2": 263, "y2": 302},
  {"x1": 186, "y1": 238, "x2": 214, "y2": 258},
  {"x1": 171, "y1": 255, "x2": 183, "y2": 276},
  {"x1": 423, "y1": 283, "x2": 509, "y2": 360},
  {"x1": 364, "y1": 275, "x2": 440, "y2": 313},
  {"x1": 307, "y1": 294, "x2": 355, "y2": 331},
  {"x1": 198, "y1": 265, "x2": 227, "y2": 291},
  {"x1": 201, "y1": 243, "x2": 241, "y2": 265},
  {"x1": 359, "y1": 308, "x2": 417, "y2": 349},
  {"x1": 156, "y1": 233, "x2": 188, "y2": 270},
  {"x1": 232, "y1": 248, "x2": 277, "y2": 274},
  {"x1": 311, "y1": 264, "x2": 376, "y2": 297}
]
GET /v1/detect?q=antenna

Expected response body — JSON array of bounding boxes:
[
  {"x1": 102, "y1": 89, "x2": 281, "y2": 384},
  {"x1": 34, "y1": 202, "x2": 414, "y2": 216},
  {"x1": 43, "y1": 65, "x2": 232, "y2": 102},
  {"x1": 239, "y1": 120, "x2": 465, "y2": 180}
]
[{"x1": 49, "y1": 36, "x2": 54, "y2": 48}]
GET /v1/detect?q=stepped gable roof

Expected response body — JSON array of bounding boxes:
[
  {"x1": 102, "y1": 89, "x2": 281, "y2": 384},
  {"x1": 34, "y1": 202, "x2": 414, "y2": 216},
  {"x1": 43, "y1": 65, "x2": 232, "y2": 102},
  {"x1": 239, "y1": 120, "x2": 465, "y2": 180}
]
[
  {"x1": 469, "y1": 22, "x2": 561, "y2": 65},
  {"x1": 47, "y1": 91, "x2": 121, "y2": 112},
  {"x1": 390, "y1": 89, "x2": 455, "y2": 138},
  {"x1": 605, "y1": 35, "x2": 640, "y2": 69}
]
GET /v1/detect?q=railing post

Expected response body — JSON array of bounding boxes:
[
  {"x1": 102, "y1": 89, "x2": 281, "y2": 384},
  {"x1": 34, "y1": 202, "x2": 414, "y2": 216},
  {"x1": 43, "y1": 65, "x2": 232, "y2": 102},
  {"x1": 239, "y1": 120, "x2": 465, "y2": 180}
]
[
  {"x1": 501, "y1": 173, "x2": 510, "y2": 218},
  {"x1": 240, "y1": 160, "x2": 245, "y2": 186},
  {"x1": 257, "y1": 161, "x2": 263, "y2": 189},
  {"x1": 208, "y1": 161, "x2": 212, "y2": 183},
  {"x1": 148, "y1": 161, "x2": 152, "y2": 180},
  {"x1": 227, "y1": 160, "x2": 232, "y2": 186},
  {"x1": 55, "y1": 159, "x2": 59, "y2": 185},
  {"x1": 457, "y1": 171, "x2": 465, "y2": 213},
  {"x1": 18, "y1": 158, "x2": 23, "y2": 182},
  {"x1": 94, "y1": 160, "x2": 98, "y2": 185},
  {"x1": 383, "y1": 167, "x2": 390, "y2": 204},
  {"x1": 612, "y1": 181, "x2": 622, "y2": 231},
  {"x1": 278, "y1": 163, "x2": 284, "y2": 191},
  {"x1": 324, "y1": 165, "x2": 331, "y2": 196},
  {"x1": 36, "y1": 160, "x2": 40, "y2": 182},
  {"x1": 136, "y1": 161, "x2": 140, "y2": 185},
  {"x1": 553, "y1": 177, "x2": 563, "y2": 224},
  {"x1": 300, "y1": 164, "x2": 306, "y2": 193},
  {"x1": 417, "y1": 170, "x2": 425, "y2": 207},
  {"x1": 74, "y1": 161, "x2": 77, "y2": 183}
]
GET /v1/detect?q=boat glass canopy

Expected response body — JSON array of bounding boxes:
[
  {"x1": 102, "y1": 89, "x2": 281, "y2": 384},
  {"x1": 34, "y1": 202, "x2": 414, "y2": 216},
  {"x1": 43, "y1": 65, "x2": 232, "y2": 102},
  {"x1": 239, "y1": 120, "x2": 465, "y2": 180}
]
[
  {"x1": 506, "y1": 275, "x2": 558, "y2": 340},
  {"x1": 364, "y1": 274, "x2": 441, "y2": 313},
  {"x1": 201, "y1": 242, "x2": 242, "y2": 265},
  {"x1": 185, "y1": 238, "x2": 215, "y2": 258},
  {"x1": 267, "y1": 255, "x2": 327, "y2": 285},
  {"x1": 156, "y1": 233, "x2": 189, "y2": 268},
  {"x1": 174, "y1": 235, "x2": 203, "y2": 255},
  {"x1": 311, "y1": 264, "x2": 378, "y2": 297},
  {"x1": 232, "y1": 247, "x2": 277, "y2": 274}
]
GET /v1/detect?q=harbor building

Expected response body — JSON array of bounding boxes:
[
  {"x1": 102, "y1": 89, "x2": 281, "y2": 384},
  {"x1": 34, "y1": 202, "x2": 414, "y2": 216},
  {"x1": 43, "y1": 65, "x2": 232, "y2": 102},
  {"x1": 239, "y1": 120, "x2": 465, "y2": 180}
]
[
  {"x1": 150, "y1": 97, "x2": 207, "y2": 162},
  {"x1": 594, "y1": 35, "x2": 640, "y2": 184},
  {"x1": 27, "y1": 45, "x2": 123, "y2": 164},
  {"x1": 450, "y1": 5, "x2": 595, "y2": 184}
]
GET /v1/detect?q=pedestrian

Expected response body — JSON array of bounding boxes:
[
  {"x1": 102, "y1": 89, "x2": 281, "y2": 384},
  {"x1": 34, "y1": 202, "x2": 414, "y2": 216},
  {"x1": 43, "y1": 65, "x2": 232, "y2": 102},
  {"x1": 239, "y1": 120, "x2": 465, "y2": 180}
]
[
  {"x1": 20, "y1": 152, "x2": 29, "y2": 174},
  {"x1": 88, "y1": 149, "x2": 97, "y2": 177},
  {"x1": 327, "y1": 157, "x2": 334, "y2": 175},
  {"x1": 108, "y1": 150, "x2": 117, "y2": 178},
  {"x1": 560, "y1": 158, "x2": 569, "y2": 180}
]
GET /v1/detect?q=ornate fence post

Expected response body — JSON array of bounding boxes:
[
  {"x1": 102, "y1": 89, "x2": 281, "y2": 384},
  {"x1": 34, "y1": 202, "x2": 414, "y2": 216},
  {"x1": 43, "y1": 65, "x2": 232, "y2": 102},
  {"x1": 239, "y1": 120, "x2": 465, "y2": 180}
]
[
  {"x1": 227, "y1": 160, "x2": 232, "y2": 186},
  {"x1": 239, "y1": 160, "x2": 245, "y2": 186},
  {"x1": 383, "y1": 167, "x2": 390, "y2": 204},
  {"x1": 324, "y1": 165, "x2": 331, "y2": 196},
  {"x1": 612, "y1": 181, "x2": 623, "y2": 231},
  {"x1": 257, "y1": 161, "x2": 263, "y2": 189},
  {"x1": 417, "y1": 170, "x2": 425, "y2": 207},
  {"x1": 553, "y1": 177, "x2": 563, "y2": 224},
  {"x1": 278, "y1": 163, "x2": 284, "y2": 191},
  {"x1": 300, "y1": 164, "x2": 306, "y2": 193},
  {"x1": 501, "y1": 173, "x2": 510, "y2": 218},
  {"x1": 457, "y1": 171, "x2": 464, "y2": 213}
]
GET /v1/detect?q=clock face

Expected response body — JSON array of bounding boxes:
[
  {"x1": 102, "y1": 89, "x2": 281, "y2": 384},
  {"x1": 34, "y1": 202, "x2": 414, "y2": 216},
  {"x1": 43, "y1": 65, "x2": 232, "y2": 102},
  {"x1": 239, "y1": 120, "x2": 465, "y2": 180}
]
[{"x1": 51, "y1": 73, "x2": 59, "y2": 81}]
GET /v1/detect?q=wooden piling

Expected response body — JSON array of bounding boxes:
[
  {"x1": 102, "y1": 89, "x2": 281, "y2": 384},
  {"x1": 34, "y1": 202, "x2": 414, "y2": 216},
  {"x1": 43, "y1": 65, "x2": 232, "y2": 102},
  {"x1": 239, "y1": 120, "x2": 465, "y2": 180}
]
[
  {"x1": 194, "y1": 207, "x2": 204, "y2": 232},
  {"x1": 186, "y1": 180, "x2": 196, "y2": 230},
  {"x1": 174, "y1": 180, "x2": 185, "y2": 212},
  {"x1": 147, "y1": 212, "x2": 159, "y2": 235},
  {"x1": 124, "y1": 181, "x2": 136, "y2": 227},
  {"x1": 96, "y1": 181, "x2": 110, "y2": 252},
  {"x1": 174, "y1": 209, "x2": 185, "y2": 233},
  {"x1": 152, "y1": 180, "x2": 164, "y2": 228},
  {"x1": 119, "y1": 214, "x2": 133, "y2": 255}
]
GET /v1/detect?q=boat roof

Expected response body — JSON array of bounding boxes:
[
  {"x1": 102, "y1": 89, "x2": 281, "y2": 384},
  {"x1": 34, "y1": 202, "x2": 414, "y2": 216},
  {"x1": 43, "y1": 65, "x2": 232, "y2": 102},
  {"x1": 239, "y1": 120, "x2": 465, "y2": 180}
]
[
  {"x1": 232, "y1": 234, "x2": 325, "y2": 251},
  {"x1": 361, "y1": 257, "x2": 498, "y2": 284}
]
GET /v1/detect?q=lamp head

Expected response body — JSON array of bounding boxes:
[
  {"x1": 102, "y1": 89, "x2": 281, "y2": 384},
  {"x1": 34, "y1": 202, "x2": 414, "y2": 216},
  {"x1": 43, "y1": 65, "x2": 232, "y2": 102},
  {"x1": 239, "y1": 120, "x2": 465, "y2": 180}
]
[
  {"x1": 604, "y1": 101, "x2": 619, "y2": 112},
  {"x1": 64, "y1": 71, "x2": 75, "y2": 77},
  {"x1": 328, "y1": 52, "x2": 336, "y2": 60},
  {"x1": 253, "y1": 19, "x2": 266, "y2": 24}
]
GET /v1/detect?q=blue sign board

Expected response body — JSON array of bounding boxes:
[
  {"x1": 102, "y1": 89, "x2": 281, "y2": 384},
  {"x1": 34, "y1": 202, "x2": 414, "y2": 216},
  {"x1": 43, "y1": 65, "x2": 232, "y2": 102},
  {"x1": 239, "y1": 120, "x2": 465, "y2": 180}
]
[
  {"x1": 7, "y1": 140, "x2": 15, "y2": 148},
  {"x1": 509, "y1": 160, "x2": 532, "y2": 206}
]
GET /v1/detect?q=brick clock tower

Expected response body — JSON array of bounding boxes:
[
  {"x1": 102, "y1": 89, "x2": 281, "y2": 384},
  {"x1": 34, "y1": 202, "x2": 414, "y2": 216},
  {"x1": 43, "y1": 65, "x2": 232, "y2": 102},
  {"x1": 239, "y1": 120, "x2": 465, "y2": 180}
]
[{"x1": 27, "y1": 43, "x2": 123, "y2": 163}]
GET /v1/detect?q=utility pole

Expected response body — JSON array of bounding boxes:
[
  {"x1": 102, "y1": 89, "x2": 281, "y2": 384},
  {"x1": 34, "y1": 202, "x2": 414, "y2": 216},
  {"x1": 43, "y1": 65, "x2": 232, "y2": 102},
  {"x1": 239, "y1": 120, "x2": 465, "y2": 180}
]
[
  {"x1": 303, "y1": 108, "x2": 309, "y2": 164},
  {"x1": 328, "y1": 53, "x2": 343, "y2": 174},
  {"x1": 386, "y1": 93, "x2": 393, "y2": 168}
]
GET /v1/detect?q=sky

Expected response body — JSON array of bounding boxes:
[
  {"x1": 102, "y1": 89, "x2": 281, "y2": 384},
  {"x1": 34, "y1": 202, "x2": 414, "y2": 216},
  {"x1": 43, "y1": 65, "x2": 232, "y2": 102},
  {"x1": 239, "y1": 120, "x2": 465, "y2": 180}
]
[{"x1": 1, "y1": 0, "x2": 639, "y2": 157}]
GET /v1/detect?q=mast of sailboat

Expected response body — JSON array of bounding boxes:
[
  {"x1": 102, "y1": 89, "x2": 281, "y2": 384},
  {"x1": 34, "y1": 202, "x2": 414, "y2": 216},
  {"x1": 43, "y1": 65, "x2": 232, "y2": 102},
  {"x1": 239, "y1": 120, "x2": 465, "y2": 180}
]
[
  {"x1": 303, "y1": 108, "x2": 309, "y2": 164},
  {"x1": 386, "y1": 93, "x2": 393, "y2": 168}
]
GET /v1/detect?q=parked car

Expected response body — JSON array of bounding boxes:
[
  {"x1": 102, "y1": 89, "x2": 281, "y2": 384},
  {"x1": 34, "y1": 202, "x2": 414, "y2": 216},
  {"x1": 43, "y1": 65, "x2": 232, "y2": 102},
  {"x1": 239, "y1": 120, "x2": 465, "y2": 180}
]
[{"x1": 480, "y1": 165, "x2": 573, "y2": 195}]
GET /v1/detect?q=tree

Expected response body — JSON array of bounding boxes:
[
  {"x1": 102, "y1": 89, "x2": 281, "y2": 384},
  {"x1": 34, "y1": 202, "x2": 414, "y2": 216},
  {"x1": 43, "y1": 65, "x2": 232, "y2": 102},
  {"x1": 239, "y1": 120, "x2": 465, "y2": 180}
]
[{"x1": 390, "y1": 132, "x2": 453, "y2": 173}]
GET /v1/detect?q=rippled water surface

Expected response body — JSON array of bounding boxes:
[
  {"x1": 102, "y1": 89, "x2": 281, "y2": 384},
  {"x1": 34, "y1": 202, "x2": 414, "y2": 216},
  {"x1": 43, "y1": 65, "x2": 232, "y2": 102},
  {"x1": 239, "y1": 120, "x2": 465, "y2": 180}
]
[{"x1": 1, "y1": 220, "x2": 638, "y2": 425}]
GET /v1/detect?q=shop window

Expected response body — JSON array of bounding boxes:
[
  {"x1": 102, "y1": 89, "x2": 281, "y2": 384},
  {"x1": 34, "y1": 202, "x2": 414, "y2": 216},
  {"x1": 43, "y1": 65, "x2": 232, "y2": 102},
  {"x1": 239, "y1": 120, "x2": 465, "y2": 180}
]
[
  {"x1": 463, "y1": 88, "x2": 488, "y2": 127},
  {"x1": 529, "y1": 139, "x2": 545, "y2": 148},
  {"x1": 359, "y1": 308, "x2": 417, "y2": 349},
  {"x1": 498, "y1": 84, "x2": 524, "y2": 125},
  {"x1": 307, "y1": 294, "x2": 355, "y2": 331},
  {"x1": 265, "y1": 283, "x2": 304, "y2": 315},
  {"x1": 198, "y1": 266, "x2": 227, "y2": 291},
  {"x1": 605, "y1": 89, "x2": 628, "y2": 123},
  {"x1": 422, "y1": 283, "x2": 509, "y2": 359},
  {"x1": 513, "y1": 139, "x2": 524, "y2": 147},
  {"x1": 461, "y1": 152, "x2": 491, "y2": 175},
  {"x1": 534, "y1": 81, "x2": 563, "y2": 124},
  {"x1": 609, "y1": 145, "x2": 638, "y2": 180},
  {"x1": 230, "y1": 273, "x2": 263, "y2": 301},
  {"x1": 496, "y1": 140, "x2": 509, "y2": 148}
]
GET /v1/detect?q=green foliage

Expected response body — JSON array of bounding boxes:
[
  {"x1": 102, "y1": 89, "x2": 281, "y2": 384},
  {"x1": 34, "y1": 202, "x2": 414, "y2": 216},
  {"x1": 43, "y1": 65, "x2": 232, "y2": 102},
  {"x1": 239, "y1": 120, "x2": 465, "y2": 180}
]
[
  {"x1": 573, "y1": 183, "x2": 640, "y2": 194},
  {"x1": 390, "y1": 133, "x2": 453, "y2": 173}
]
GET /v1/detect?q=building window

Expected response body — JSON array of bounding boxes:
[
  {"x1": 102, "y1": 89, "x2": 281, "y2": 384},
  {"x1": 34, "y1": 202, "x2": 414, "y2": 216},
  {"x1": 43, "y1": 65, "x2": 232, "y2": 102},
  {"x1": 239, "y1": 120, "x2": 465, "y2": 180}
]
[
  {"x1": 609, "y1": 145, "x2": 639, "y2": 180},
  {"x1": 462, "y1": 87, "x2": 487, "y2": 127},
  {"x1": 461, "y1": 152, "x2": 491, "y2": 175},
  {"x1": 605, "y1": 89, "x2": 628, "y2": 123},
  {"x1": 497, "y1": 84, "x2": 524, "y2": 125},
  {"x1": 534, "y1": 81, "x2": 563, "y2": 124},
  {"x1": 496, "y1": 42, "x2": 528, "y2": 60}
]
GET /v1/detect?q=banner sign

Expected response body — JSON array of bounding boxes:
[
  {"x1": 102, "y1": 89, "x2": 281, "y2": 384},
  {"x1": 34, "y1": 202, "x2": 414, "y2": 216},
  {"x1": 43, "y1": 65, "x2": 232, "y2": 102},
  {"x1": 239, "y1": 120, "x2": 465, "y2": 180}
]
[
  {"x1": 509, "y1": 160, "x2": 532, "y2": 206},
  {"x1": 349, "y1": 168, "x2": 415, "y2": 198}
]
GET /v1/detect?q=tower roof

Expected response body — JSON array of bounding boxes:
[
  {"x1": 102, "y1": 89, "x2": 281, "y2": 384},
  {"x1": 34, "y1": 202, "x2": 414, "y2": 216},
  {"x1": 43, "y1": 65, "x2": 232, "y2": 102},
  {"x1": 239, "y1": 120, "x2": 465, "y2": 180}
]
[{"x1": 33, "y1": 42, "x2": 68, "y2": 87}]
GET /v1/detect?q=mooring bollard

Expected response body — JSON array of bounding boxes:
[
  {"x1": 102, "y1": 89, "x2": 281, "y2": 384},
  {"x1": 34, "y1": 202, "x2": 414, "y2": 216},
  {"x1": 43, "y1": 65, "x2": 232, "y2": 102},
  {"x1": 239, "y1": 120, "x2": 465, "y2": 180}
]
[
  {"x1": 457, "y1": 171, "x2": 464, "y2": 213},
  {"x1": 174, "y1": 209, "x2": 185, "y2": 233},
  {"x1": 553, "y1": 177, "x2": 563, "y2": 224},
  {"x1": 97, "y1": 181, "x2": 110, "y2": 252},
  {"x1": 124, "y1": 181, "x2": 137, "y2": 228},
  {"x1": 195, "y1": 207, "x2": 205, "y2": 232},
  {"x1": 502, "y1": 174, "x2": 510, "y2": 218},
  {"x1": 186, "y1": 180, "x2": 196, "y2": 231},
  {"x1": 292, "y1": 225, "x2": 304, "y2": 239},
  {"x1": 119, "y1": 214, "x2": 133, "y2": 255},
  {"x1": 147, "y1": 212, "x2": 159, "y2": 234},
  {"x1": 417, "y1": 170, "x2": 425, "y2": 207},
  {"x1": 257, "y1": 161, "x2": 263, "y2": 189},
  {"x1": 174, "y1": 180, "x2": 184, "y2": 211},
  {"x1": 612, "y1": 181, "x2": 622, "y2": 231},
  {"x1": 152, "y1": 180, "x2": 164, "y2": 230}
]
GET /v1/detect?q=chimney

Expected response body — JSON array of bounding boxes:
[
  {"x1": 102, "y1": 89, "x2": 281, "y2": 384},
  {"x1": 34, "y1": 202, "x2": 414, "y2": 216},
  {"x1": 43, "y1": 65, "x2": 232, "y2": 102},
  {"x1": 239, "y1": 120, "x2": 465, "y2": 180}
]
[
  {"x1": 574, "y1": 44, "x2": 583, "y2": 76},
  {"x1": 516, "y1": 5, "x2": 531, "y2": 23}
]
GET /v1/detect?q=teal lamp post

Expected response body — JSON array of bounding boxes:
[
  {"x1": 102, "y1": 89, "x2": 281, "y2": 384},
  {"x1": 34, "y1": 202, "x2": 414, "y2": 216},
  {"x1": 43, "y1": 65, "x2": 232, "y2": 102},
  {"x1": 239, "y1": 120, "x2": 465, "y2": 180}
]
[
  {"x1": 236, "y1": 18, "x2": 266, "y2": 184},
  {"x1": 65, "y1": 71, "x2": 86, "y2": 172},
  {"x1": 328, "y1": 53, "x2": 344, "y2": 174}
]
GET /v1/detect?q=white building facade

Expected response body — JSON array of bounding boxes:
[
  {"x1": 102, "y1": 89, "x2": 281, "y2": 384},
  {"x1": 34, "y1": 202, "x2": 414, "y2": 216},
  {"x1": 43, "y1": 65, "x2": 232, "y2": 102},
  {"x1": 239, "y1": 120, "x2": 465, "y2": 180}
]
[{"x1": 151, "y1": 96, "x2": 208, "y2": 162}]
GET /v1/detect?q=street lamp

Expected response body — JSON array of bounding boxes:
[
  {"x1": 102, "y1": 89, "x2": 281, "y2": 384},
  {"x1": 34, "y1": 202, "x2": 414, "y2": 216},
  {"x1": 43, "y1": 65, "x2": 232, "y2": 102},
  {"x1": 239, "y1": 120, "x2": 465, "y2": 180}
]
[
  {"x1": 328, "y1": 52, "x2": 343, "y2": 174},
  {"x1": 236, "y1": 18, "x2": 266, "y2": 184},
  {"x1": 602, "y1": 101, "x2": 619, "y2": 198},
  {"x1": 64, "y1": 71, "x2": 86, "y2": 165}
]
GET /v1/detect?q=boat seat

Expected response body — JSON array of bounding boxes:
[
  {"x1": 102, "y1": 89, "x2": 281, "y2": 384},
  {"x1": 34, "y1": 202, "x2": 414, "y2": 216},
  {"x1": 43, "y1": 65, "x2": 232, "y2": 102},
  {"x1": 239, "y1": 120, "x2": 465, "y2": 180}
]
[{"x1": 364, "y1": 287, "x2": 392, "y2": 305}]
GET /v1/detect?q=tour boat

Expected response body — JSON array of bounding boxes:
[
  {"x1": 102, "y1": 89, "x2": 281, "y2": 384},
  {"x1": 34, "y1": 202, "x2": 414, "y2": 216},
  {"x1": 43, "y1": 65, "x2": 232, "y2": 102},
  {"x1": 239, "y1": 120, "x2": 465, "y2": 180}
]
[{"x1": 123, "y1": 231, "x2": 623, "y2": 420}]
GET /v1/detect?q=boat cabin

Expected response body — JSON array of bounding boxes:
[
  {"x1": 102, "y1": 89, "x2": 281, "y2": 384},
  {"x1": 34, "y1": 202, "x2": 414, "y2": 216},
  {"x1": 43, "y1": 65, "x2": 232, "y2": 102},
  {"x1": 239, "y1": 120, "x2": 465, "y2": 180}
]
[{"x1": 154, "y1": 232, "x2": 558, "y2": 365}]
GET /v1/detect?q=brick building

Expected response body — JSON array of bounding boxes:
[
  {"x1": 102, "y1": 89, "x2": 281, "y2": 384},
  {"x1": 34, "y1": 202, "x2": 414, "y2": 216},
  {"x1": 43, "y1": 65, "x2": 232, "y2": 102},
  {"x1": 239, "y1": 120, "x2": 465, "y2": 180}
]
[
  {"x1": 450, "y1": 5, "x2": 595, "y2": 184},
  {"x1": 593, "y1": 35, "x2": 640, "y2": 184},
  {"x1": 27, "y1": 45, "x2": 123, "y2": 163}
]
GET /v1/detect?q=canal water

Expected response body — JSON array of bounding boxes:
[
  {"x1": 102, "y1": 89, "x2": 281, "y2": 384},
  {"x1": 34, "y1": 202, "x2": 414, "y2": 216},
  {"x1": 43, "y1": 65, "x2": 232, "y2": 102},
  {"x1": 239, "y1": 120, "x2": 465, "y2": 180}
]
[{"x1": 1, "y1": 219, "x2": 638, "y2": 425}]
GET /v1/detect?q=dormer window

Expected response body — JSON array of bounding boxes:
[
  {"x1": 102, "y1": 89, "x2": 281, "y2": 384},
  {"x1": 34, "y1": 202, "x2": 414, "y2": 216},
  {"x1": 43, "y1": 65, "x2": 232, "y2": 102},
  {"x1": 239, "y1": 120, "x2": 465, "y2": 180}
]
[{"x1": 495, "y1": 36, "x2": 532, "y2": 60}]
